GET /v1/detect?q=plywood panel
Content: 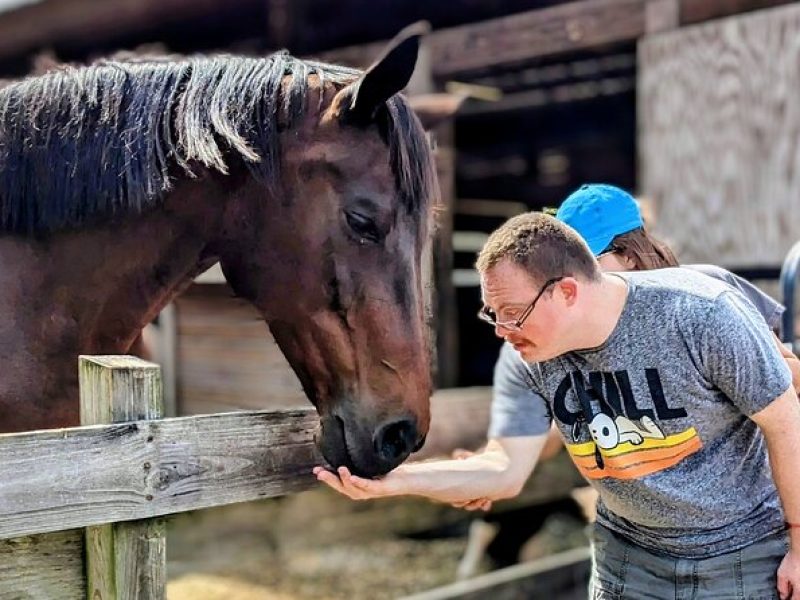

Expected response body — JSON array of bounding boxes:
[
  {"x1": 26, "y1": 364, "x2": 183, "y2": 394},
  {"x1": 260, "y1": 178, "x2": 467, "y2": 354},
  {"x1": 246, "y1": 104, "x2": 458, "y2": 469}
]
[
  {"x1": 174, "y1": 284, "x2": 306, "y2": 415},
  {"x1": 639, "y1": 3, "x2": 800, "y2": 265}
]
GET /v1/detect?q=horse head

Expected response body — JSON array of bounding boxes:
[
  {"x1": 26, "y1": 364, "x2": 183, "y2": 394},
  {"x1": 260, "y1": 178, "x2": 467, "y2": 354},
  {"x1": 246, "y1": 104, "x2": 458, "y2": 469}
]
[{"x1": 218, "y1": 24, "x2": 437, "y2": 477}]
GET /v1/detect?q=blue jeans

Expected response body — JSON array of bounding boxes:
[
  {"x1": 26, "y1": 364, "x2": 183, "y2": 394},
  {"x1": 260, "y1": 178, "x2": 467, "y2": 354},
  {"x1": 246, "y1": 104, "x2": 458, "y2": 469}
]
[{"x1": 591, "y1": 523, "x2": 788, "y2": 599}]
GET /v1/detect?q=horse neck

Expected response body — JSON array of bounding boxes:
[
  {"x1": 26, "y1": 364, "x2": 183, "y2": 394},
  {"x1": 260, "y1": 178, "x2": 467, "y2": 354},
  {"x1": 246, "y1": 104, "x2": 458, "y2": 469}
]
[{"x1": 0, "y1": 176, "x2": 229, "y2": 431}]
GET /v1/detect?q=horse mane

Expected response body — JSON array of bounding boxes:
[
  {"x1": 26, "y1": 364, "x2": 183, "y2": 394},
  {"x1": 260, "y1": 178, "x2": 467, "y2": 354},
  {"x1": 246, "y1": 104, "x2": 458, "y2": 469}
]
[{"x1": 0, "y1": 52, "x2": 437, "y2": 235}]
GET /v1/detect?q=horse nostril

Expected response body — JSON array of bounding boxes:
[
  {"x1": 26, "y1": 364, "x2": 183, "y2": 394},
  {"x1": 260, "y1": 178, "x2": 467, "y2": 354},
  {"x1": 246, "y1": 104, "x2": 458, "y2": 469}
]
[{"x1": 373, "y1": 418, "x2": 418, "y2": 463}]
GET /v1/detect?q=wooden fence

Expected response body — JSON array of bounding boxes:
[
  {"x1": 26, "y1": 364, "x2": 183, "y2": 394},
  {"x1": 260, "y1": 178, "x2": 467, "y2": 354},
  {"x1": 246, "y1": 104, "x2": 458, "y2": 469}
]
[
  {"x1": 0, "y1": 355, "x2": 321, "y2": 598},
  {"x1": 0, "y1": 356, "x2": 590, "y2": 599}
]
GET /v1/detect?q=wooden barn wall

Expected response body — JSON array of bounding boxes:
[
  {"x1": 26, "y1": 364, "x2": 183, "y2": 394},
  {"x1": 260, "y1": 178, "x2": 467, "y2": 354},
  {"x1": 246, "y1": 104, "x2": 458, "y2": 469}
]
[
  {"x1": 639, "y1": 3, "x2": 800, "y2": 266},
  {"x1": 174, "y1": 284, "x2": 306, "y2": 415}
]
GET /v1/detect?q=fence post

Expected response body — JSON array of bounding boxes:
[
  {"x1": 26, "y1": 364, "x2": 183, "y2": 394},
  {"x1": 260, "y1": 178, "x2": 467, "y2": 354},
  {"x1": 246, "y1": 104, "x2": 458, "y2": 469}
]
[{"x1": 79, "y1": 355, "x2": 166, "y2": 600}]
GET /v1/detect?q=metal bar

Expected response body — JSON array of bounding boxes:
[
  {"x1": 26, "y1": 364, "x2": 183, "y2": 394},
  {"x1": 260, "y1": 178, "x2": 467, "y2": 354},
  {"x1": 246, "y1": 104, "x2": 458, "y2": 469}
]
[{"x1": 780, "y1": 241, "x2": 800, "y2": 349}]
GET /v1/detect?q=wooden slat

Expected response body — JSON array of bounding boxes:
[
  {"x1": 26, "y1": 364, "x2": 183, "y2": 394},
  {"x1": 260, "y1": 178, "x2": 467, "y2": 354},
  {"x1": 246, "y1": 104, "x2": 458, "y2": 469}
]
[
  {"x1": 639, "y1": 2, "x2": 800, "y2": 265},
  {"x1": 316, "y1": 0, "x2": 647, "y2": 76},
  {"x1": 80, "y1": 356, "x2": 166, "y2": 600},
  {"x1": 0, "y1": 530, "x2": 85, "y2": 600},
  {"x1": 0, "y1": 0, "x2": 241, "y2": 60},
  {"x1": 0, "y1": 408, "x2": 319, "y2": 540}
]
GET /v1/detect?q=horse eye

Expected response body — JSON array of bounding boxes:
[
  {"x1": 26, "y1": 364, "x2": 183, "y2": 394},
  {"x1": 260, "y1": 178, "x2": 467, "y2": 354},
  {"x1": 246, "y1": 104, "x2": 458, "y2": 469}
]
[{"x1": 345, "y1": 210, "x2": 382, "y2": 243}]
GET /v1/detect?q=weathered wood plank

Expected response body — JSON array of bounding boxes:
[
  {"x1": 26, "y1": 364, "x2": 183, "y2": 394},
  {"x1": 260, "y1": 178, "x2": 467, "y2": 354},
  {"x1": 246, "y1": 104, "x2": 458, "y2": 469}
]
[
  {"x1": 427, "y1": 0, "x2": 646, "y2": 77},
  {"x1": 316, "y1": 0, "x2": 647, "y2": 76},
  {"x1": 0, "y1": 530, "x2": 85, "y2": 599},
  {"x1": 80, "y1": 355, "x2": 166, "y2": 600},
  {"x1": 0, "y1": 408, "x2": 320, "y2": 540},
  {"x1": 639, "y1": 2, "x2": 800, "y2": 265}
]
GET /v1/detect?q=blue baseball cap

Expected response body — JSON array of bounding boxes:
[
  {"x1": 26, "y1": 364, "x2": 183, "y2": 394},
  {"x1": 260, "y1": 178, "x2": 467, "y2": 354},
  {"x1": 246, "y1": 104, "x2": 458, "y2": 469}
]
[{"x1": 555, "y1": 184, "x2": 643, "y2": 256}]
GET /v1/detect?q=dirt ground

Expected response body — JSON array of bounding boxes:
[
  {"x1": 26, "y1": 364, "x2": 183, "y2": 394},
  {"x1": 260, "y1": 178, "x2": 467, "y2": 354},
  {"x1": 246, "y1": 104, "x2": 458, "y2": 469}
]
[{"x1": 165, "y1": 484, "x2": 589, "y2": 600}]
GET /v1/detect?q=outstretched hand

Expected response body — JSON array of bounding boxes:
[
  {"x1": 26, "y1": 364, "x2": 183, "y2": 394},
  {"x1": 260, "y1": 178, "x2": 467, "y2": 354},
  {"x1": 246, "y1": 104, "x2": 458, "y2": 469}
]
[
  {"x1": 313, "y1": 466, "x2": 402, "y2": 500},
  {"x1": 314, "y1": 464, "x2": 493, "y2": 511}
]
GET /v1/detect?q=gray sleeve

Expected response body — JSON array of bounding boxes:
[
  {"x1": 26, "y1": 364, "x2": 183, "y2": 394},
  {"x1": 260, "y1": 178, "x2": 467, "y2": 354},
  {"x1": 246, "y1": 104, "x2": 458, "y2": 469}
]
[
  {"x1": 686, "y1": 264, "x2": 784, "y2": 333},
  {"x1": 698, "y1": 291, "x2": 792, "y2": 416},
  {"x1": 489, "y1": 342, "x2": 551, "y2": 438}
]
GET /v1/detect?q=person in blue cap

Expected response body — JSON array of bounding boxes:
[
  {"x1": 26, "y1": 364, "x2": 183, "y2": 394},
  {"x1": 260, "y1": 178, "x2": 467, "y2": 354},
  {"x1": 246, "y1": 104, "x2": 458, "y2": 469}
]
[
  {"x1": 316, "y1": 187, "x2": 800, "y2": 598},
  {"x1": 557, "y1": 183, "x2": 678, "y2": 270},
  {"x1": 558, "y1": 184, "x2": 649, "y2": 255}
]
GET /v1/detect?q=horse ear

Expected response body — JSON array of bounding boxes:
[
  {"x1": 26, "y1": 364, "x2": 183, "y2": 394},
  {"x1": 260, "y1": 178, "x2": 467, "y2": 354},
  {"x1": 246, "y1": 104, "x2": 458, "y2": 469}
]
[{"x1": 341, "y1": 21, "x2": 430, "y2": 125}]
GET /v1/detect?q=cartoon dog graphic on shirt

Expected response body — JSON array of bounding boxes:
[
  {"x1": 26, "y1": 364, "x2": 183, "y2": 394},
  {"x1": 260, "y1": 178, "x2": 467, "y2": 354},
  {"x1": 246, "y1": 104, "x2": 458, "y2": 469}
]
[{"x1": 588, "y1": 413, "x2": 665, "y2": 449}]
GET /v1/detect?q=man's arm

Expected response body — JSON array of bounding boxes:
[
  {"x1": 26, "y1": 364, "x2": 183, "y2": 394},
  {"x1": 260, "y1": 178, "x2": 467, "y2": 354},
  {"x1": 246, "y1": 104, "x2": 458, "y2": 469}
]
[
  {"x1": 751, "y1": 385, "x2": 800, "y2": 599},
  {"x1": 314, "y1": 435, "x2": 546, "y2": 505}
]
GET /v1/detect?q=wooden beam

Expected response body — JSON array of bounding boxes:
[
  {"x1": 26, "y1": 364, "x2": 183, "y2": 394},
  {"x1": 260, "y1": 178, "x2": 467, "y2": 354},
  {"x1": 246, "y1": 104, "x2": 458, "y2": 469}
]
[
  {"x1": 457, "y1": 75, "x2": 635, "y2": 117},
  {"x1": 679, "y1": 0, "x2": 795, "y2": 25},
  {"x1": 427, "y1": 0, "x2": 646, "y2": 77},
  {"x1": 646, "y1": 0, "x2": 681, "y2": 33},
  {"x1": 316, "y1": 0, "x2": 647, "y2": 76},
  {"x1": 0, "y1": 407, "x2": 320, "y2": 540},
  {"x1": 0, "y1": 0, "x2": 238, "y2": 61},
  {"x1": 314, "y1": 0, "x2": 796, "y2": 80}
]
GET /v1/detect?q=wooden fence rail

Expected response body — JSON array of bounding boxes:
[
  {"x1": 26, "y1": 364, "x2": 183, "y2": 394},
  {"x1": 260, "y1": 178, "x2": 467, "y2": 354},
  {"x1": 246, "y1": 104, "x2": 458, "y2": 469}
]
[{"x1": 0, "y1": 407, "x2": 320, "y2": 540}]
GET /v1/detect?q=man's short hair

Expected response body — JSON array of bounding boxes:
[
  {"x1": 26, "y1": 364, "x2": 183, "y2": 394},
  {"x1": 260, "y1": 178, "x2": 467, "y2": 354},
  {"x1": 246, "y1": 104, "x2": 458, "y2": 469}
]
[{"x1": 476, "y1": 212, "x2": 600, "y2": 283}]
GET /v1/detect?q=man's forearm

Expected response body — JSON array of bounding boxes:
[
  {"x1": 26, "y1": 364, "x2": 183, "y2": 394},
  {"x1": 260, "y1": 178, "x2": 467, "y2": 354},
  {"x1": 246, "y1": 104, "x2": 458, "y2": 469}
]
[
  {"x1": 391, "y1": 436, "x2": 547, "y2": 504},
  {"x1": 392, "y1": 452, "x2": 520, "y2": 504}
]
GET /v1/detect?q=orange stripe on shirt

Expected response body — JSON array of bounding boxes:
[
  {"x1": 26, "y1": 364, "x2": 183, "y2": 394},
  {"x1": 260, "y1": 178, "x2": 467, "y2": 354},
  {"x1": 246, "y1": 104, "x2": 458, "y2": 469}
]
[{"x1": 572, "y1": 436, "x2": 703, "y2": 480}]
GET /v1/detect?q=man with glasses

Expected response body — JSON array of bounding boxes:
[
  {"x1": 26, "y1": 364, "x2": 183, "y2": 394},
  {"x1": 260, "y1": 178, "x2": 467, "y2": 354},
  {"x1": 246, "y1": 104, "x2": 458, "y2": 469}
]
[{"x1": 316, "y1": 211, "x2": 800, "y2": 599}]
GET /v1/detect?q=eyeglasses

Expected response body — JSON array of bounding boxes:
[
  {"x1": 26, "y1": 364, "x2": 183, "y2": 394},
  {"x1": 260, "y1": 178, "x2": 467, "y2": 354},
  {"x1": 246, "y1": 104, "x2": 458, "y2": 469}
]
[{"x1": 478, "y1": 276, "x2": 564, "y2": 332}]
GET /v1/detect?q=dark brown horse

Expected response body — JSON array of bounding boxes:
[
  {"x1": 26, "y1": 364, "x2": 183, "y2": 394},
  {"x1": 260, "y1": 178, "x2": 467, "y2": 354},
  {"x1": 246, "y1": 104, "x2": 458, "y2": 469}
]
[{"x1": 0, "y1": 24, "x2": 437, "y2": 477}]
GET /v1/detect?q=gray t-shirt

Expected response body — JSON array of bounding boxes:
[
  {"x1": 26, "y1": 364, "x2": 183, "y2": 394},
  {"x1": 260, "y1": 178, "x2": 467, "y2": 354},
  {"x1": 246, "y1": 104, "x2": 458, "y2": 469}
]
[{"x1": 490, "y1": 268, "x2": 791, "y2": 558}]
